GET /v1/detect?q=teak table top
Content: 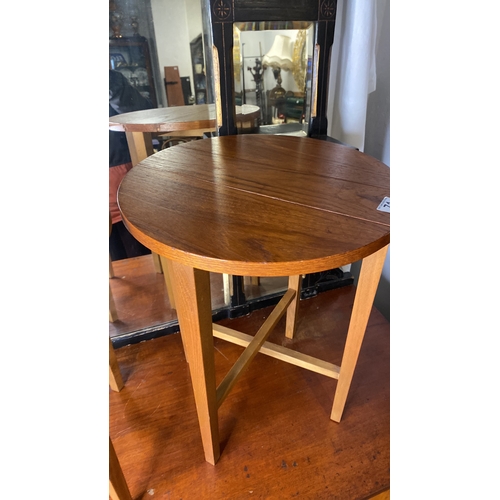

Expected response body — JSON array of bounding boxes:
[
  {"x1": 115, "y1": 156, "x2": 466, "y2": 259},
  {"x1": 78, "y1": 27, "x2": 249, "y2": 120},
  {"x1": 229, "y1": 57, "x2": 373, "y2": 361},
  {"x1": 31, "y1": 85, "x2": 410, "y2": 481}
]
[
  {"x1": 109, "y1": 104, "x2": 259, "y2": 133},
  {"x1": 118, "y1": 134, "x2": 390, "y2": 277}
]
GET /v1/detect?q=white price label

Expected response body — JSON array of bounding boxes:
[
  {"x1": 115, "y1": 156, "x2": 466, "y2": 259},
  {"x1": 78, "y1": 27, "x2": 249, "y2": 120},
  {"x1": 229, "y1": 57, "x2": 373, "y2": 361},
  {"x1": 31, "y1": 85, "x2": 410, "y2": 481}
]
[{"x1": 377, "y1": 197, "x2": 390, "y2": 213}]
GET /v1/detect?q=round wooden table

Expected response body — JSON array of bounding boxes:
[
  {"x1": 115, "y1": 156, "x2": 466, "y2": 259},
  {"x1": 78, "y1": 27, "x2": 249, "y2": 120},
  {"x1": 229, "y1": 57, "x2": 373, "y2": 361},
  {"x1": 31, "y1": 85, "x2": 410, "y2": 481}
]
[
  {"x1": 109, "y1": 104, "x2": 260, "y2": 164},
  {"x1": 118, "y1": 134, "x2": 390, "y2": 465}
]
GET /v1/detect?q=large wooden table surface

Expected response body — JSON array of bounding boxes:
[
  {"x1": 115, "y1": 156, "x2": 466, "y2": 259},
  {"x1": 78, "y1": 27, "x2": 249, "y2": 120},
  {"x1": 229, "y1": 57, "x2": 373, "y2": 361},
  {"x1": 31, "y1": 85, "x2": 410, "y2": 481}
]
[{"x1": 117, "y1": 134, "x2": 390, "y2": 465}]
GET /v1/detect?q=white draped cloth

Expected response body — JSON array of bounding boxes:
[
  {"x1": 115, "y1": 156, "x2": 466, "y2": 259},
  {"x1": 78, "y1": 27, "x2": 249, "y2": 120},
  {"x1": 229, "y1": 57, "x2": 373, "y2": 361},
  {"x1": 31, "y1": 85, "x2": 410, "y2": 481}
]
[
  {"x1": 327, "y1": 0, "x2": 390, "y2": 285},
  {"x1": 328, "y1": 0, "x2": 387, "y2": 151}
]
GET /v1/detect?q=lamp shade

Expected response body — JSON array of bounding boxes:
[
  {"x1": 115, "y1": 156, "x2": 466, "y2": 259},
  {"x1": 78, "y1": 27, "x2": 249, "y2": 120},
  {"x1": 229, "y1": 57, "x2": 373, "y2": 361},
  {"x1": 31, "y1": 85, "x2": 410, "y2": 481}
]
[{"x1": 262, "y1": 35, "x2": 294, "y2": 71}]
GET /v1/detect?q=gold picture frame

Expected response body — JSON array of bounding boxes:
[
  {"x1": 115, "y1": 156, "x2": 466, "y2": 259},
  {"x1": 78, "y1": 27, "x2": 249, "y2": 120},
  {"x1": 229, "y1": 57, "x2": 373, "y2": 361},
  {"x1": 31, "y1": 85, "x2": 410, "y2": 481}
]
[{"x1": 292, "y1": 29, "x2": 307, "y2": 91}]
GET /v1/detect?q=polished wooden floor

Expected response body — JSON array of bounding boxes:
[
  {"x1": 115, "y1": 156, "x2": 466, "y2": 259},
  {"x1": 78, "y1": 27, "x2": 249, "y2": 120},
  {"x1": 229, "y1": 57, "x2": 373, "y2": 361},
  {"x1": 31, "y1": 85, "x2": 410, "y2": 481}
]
[{"x1": 110, "y1": 258, "x2": 390, "y2": 500}]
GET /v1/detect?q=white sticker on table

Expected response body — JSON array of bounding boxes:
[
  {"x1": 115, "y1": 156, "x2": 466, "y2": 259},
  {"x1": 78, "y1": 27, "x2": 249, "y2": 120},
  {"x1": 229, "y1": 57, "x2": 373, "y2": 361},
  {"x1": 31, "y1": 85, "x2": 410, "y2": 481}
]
[{"x1": 377, "y1": 197, "x2": 390, "y2": 213}]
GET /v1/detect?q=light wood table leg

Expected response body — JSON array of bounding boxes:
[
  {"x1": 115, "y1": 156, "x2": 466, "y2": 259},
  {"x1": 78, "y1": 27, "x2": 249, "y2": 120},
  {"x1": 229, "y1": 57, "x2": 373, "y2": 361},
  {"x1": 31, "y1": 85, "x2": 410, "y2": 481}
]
[
  {"x1": 285, "y1": 274, "x2": 302, "y2": 339},
  {"x1": 151, "y1": 253, "x2": 163, "y2": 274},
  {"x1": 125, "y1": 131, "x2": 154, "y2": 167},
  {"x1": 129, "y1": 136, "x2": 164, "y2": 274},
  {"x1": 243, "y1": 276, "x2": 260, "y2": 286},
  {"x1": 109, "y1": 254, "x2": 115, "y2": 278},
  {"x1": 125, "y1": 130, "x2": 164, "y2": 274},
  {"x1": 331, "y1": 245, "x2": 388, "y2": 422},
  {"x1": 170, "y1": 261, "x2": 220, "y2": 465},
  {"x1": 223, "y1": 274, "x2": 232, "y2": 305},
  {"x1": 109, "y1": 437, "x2": 133, "y2": 500},
  {"x1": 109, "y1": 338, "x2": 124, "y2": 392},
  {"x1": 109, "y1": 283, "x2": 118, "y2": 323},
  {"x1": 159, "y1": 256, "x2": 176, "y2": 310}
]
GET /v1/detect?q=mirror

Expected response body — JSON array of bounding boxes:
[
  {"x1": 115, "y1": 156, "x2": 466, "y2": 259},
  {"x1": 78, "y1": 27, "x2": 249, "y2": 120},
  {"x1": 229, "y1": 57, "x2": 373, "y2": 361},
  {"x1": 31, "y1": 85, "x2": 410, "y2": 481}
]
[{"x1": 232, "y1": 23, "x2": 315, "y2": 134}]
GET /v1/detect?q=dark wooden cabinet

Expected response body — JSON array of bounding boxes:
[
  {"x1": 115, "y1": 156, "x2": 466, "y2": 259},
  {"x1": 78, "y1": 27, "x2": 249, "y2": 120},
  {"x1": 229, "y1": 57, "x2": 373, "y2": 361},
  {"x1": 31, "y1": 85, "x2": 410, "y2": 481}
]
[
  {"x1": 208, "y1": 0, "x2": 338, "y2": 137},
  {"x1": 109, "y1": 36, "x2": 158, "y2": 107}
]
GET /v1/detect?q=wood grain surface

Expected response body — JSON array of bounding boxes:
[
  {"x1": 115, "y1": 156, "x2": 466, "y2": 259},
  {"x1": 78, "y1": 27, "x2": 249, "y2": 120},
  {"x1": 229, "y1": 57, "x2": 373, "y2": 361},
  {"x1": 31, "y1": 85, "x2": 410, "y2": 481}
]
[{"x1": 118, "y1": 135, "x2": 390, "y2": 276}]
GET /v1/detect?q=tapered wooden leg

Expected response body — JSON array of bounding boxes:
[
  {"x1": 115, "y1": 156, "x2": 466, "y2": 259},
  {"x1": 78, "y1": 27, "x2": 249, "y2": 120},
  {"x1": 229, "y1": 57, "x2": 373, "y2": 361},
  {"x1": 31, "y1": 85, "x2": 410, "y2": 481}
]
[
  {"x1": 159, "y1": 256, "x2": 176, "y2": 310},
  {"x1": 109, "y1": 283, "x2": 118, "y2": 323},
  {"x1": 331, "y1": 245, "x2": 388, "y2": 422},
  {"x1": 243, "y1": 276, "x2": 260, "y2": 286},
  {"x1": 109, "y1": 437, "x2": 133, "y2": 500},
  {"x1": 151, "y1": 253, "x2": 163, "y2": 274},
  {"x1": 124, "y1": 130, "x2": 163, "y2": 275},
  {"x1": 125, "y1": 131, "x2": 154, "y2": 167},
  {"x1": 169, "y1": 261, "x2": 220, "y2": 465},
  {"x1": 285, "y1": 275, "x2": 302, "y2": 339},
  {"x1": 109, "y1": 254, "x2": 115, "y2": 278},
  {"x1": 109, "y1": 339, "x2": 124, "y2": 392},
  {"x1": 223, "y1": 274, "x2": 231, "y2": 305},
  {"x1": 109, "y1": 213, "x2": 115, "y2": 279}
]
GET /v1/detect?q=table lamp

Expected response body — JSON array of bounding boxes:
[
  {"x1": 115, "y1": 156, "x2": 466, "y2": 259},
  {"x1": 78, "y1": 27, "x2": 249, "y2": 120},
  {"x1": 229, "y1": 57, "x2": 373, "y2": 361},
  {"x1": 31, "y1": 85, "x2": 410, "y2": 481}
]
[{"x1": 262, "y1": 34, "x2": 294, "y2": 100}]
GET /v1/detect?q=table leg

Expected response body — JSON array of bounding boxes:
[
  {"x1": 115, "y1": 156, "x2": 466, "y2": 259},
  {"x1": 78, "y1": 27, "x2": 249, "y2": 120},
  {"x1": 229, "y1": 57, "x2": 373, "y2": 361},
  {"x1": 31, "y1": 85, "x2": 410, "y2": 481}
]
[
  {"x1": 109, "y1": 283, "x2": 119, "y2": 323},
  {"x1": 159, "y1": 256, "x2": 176, "y2": 310},
  {"x1": 109, "y1": 437, "x2": 133, "y2": 500},
  {"x1": 151, "y1": 253, "x2": 163, "y2": 273},
  {"x1": 109, "y1": 338, "x2": 124, "y2": 392},
  {"x1": 170, "y1": 261, "x2": 220, "y2": 465},
  {"x1": 125, "y1": 130, "x2": 164, "y2": 275},
  {"x1": 125, "y1": 131, "x2": 154, "y2": 167},
  {"x1": 330, "y1": 245, "x2": 389, "y2": 422},
  {"x1": 285, "y1": 274, "x2": 302, "y2": 339}
]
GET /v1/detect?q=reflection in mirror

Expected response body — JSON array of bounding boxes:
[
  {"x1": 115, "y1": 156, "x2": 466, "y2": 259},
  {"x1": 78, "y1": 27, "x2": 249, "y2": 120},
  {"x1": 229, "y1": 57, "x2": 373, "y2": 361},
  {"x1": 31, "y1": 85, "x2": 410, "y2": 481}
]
[
  {"x1": 233, "y1": 22, "x2": 315, "y2": 135},
  {"x1": 109, "y1": 0, "x2": 210, "y2": 109}
]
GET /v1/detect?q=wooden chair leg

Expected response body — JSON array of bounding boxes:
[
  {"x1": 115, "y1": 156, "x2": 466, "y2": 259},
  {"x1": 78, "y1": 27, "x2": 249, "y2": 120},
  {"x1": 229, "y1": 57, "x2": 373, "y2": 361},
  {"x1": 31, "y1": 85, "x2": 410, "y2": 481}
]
[
  {"x1": 285, "y1": 275, "x2": 302, "y2": 339},
  {"x1": 330, "y1": 245, "x2": 388, "y2": 422},
  {"x1": 109, "y1": 437, "x2": 133, "y2": 500},
  {"x1": 109, "y1": 339, "x2": 124, "y2": 392}
]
